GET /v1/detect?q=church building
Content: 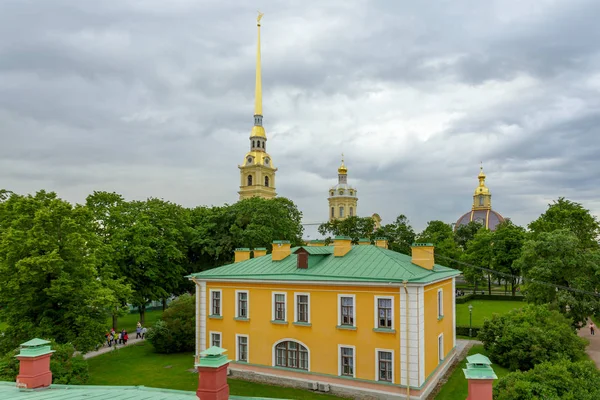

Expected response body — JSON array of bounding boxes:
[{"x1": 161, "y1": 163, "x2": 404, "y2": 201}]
[
  {"x1": 238, "y1": 13, "x2": 277, "y2": 200},
  {"x1": 328, "y1": 157, "x2": 358, "y2": 221},
  {"x1": 455, "y1": 166, "x2": 506, "y2": 231}
]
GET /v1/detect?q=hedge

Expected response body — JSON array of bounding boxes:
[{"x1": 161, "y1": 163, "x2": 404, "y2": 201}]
[
  {"x1": 456, "y1": 325, "x2": 481, "y2": 337},
  {"x1": 456, "y1": 294, "x2": 524, "y2": 303}
]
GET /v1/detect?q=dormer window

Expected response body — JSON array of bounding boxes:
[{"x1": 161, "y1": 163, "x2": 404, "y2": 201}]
[
  {"x1": 265, "y1": 158, "x2": 270, "y2": 165},
  {"x1": 338, "y1": 190, "x2": 344, "y2": 195},
  {"x1": 296, "y1": 249, "x2": 308, "y2": 269},
  {"x1": 330, "y1": 191, "x2": 334, "y2": 196},
  {"x1": 247, "y1": 157, "x2": 253, "y2": 164},
  {"x1": 349, "y1": 191, "x2": 354, "y2": 196}
]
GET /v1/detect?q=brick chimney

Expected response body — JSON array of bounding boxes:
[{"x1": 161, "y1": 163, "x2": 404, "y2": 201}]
[
  {"x1": 253, "y1": 248, "x2": 267, "y2": 258},
  {"x1": 196, "y1": 346, "x2": 230, "y2": 400},
  {"x1": 15, "y1": 338, "x2": 55, "y2": 389},
  {"x1": 411, "y1": 243, "x2": 435, "y2": 270},
  {"x1": 333, "y1": 236, "x2": 352, "y2": 257},
  {"x1": 463, "y1": 354, "x2": 497, "y2": 400},
  {"x1": 374, "y1": 237, "x2": 388, "y2": 249},
  {"x1": 234, "y1": 248, "x2": 251, "y2": 263},
  {"x1": 272, "y1": 240, "x2": 291, "y2": 261}
]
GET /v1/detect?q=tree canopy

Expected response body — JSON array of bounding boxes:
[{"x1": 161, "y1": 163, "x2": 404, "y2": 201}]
[
  {"x1": 478, "y1": 304, "x2": 586, "y2": 371},
  {"x1": 318, "y1": 216, "x2": 375, "y2": 243}
]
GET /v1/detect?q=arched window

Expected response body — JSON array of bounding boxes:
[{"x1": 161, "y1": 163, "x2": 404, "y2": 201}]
[
  {"x1": 349, "y1": 207, "x2": 353, "y2": 217},
  {"x1": 339, "y1": 207, "x2": 344, "y2": 218},
  {"x1": 252, "y1": 140, "x2": 255, "y2": 148},
  {"x1": 479, "y1": 195, "x2": 484, "y2": 206},
  {"x1": 265, "y1": 176, "x2": 269, "y2": 187},
  {"x1": 262, "y1": 141, "x2": 265, "y2": 148},
  {"x1": 247, "y1": 175, "x2": 253, "y2": 186},
  {"x1": 274, "y1": 341, "x2": 309, "y2": 370}
]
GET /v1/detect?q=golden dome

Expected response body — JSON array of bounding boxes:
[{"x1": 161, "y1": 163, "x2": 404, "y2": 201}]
[
  {"x1": 250, "y1": 125, "x2": 266, "y2": 138},
  {"x1": 338, "y1": 155, "x2": 347, "y2": 174}
]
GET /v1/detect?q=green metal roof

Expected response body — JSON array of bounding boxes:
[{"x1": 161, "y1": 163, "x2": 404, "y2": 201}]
[
  {"x1": 466, "y1": 354, "x2": 493, "y2": 365},
  {"x1": 190, "y1": 245, "x2": 460, "y2": 284},
  {"x1": 20, "y1": 339, "x2": 51, "y2": 347},
  {"x1": 0, "y1": 381, "x2": 283, "y2": 399},
  {"x1": 294, "y1": 246, "x2": 332, "y2": 255}
]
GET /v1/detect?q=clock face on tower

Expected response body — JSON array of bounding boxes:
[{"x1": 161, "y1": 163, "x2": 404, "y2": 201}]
[
  {"x1": 247, "y1": 157, "x2": 253, "y2": 164},
  {"x1": 265, "y1": 158, "x2": 270, "y2": 165}
]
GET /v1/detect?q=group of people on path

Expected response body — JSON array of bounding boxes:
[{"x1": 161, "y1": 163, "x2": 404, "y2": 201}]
[{"x1": 105, "y1": 322, "x2": 147, "y2": 347}]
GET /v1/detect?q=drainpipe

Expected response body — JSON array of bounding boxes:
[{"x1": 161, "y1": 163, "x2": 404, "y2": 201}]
[{"x1": 403, "y1": 280, "x2": 410, "y2": 400}]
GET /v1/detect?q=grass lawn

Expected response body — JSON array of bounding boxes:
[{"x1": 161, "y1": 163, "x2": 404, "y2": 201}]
[
  {"x1": 435, "y1": 345, "x2": 510, "y2": 400},
  {"x1": 105, "y1": 310, "x2": 163, "y2": 333},
  {"x1": 456, "y1": 300, "x2": 523, "y2": 327},
  {"x1": 87, "y1": 342, "x2": 345, "y2": 399}
]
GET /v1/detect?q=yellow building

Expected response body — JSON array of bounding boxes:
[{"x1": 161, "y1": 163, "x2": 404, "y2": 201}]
[
  {"x1": 328, "y1": 157, "x2": 358, "y2": 221},
  {"x1": 455, "y1": 165, "x2": 505, "y2": 231},
  {"x1": 190, "y1": 238, "x2": 461, "y2": 399},
  {"x1": 238, "y1": 14, "x2": 277, "y2": 200}
]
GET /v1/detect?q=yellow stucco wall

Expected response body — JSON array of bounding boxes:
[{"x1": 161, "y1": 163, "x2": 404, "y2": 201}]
[
  {"x1": 204, "y1": 282, "x2": 401, "y2": 383},
  {"x1": 328, "y1": 197, "x2": 358, "y2": 221},
  {"x1": 423, "y1": 278, "x2": 454, "y2": 379}
]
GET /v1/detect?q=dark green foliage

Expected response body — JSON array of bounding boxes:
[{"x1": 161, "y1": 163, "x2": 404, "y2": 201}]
[
  {"x1": 455, "y1": 326, "x2": 481, "y2": 337},
  {"x1": 0, "y1": 191, "x2": 128, "y2": 353},
  {"x1": 0, "y1": 341, "x2": 88, "y2": 384},
  {"x1": 454, "y1": 221, "x2": 483, "y2": 250},
  {"x1": 318, "y1": 216, "x2": 375, "y2": 244},
  {"x1": 478, "y1": 304, "x2": 586, "y2": 371},
  {"x1": 516, "y1": 229, "x2": 600, "y2": 327},
  {"x1": 147, "y1": 294, "x2": 195, "y2": 354},
  {"x1": 494, "y1": 360, "x2": 600, "y2": 400},
  {"x1": 374, "y1": 214, "x2": 416, "y2": 255}
]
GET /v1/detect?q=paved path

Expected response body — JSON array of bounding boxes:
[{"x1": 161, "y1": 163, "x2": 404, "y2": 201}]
[
  {"x1": 82, "y1": 337, "x2": 146, "y2": 359},
  {"x1": 579, "y1": 320, "x2": 600, "y2": 368}
]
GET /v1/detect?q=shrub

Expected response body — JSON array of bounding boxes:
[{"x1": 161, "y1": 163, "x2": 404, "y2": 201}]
[
  {"x1": 0, "y1": 341, "x2": 88, "y2": 384},
  {"x1": 478, "y1": 304, "x2": 586, "y2": 371},
  {"x1": 147, "y1": 294, "x2": 195, "y2": 354},
  {"x1": 455, "y1": 326, "x2": 481, "y2": 337},
  {"x1": 494, "y1": 360, "x2": 600, "y2": 400}
]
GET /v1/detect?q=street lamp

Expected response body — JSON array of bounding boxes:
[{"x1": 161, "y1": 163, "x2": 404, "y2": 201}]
[{"x1": 468, "y1": 304, "x2": 473, "y2": 338}]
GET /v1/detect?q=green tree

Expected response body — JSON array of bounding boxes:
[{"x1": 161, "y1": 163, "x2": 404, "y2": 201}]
[
  {"x1": 492, "y1": 221, "x2": 527, "y2": 296},
  {"x1": 85, "y1": 191, "x2": 132, "y2": 329},
  {"x1": 515, "y1": 229, "x2": 600, "y2": 326},
  {"x1": 478, "y1": 304, "x2": 586, "y2": 371},
  {"x1": 0, "y1": 191, "x2": 126, "y2": 352},
  {"x1": 494, "y1": 360, "x2": 600, "y2": 400},
  {"x1": 462, "y1": 228, "x2": 494, "y2": 294},
  {"x1": 318, "y1": 216, "x2": 375, "y2": 243},
  {"x1": 374, "y1": 214, "x2": 416, "y2": 255},
  {"x1": 454, "y1": 221, "x2": 483, "y2": 250},
  {"x1": 147, "y1": 294, "x2": 195, "y2": 354},
  {"x1": 529, "y1": 197, "x2": 600, "y2": 249},
  {"x1": 416, "y1": 220, "x2": 461, "y2": 268}
]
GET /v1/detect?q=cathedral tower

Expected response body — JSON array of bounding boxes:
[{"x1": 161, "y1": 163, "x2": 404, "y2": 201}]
[
  {"x1": 238, "y1": 13, "x2": 277, "y2": 200},
  {"x1": 328, "y1": 156, "x2": 358, "y2": 221},
  {"x1": 455, "y1": 165, "x2": 506, "y2": 231}
]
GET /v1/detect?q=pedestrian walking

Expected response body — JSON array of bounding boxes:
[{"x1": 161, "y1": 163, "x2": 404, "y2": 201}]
[
  {"x1": 590, "y1": 321, "x2": 596, "y2": 336},
  {"x1": 136, "y1": 325, "x2": 142, "y2": 339},
  {"x1": 142, "y1": 327, "x2": 147, "y2": 339},
  {"x1": 123, "y1": 330, "x2": 129, "y2": 345}
]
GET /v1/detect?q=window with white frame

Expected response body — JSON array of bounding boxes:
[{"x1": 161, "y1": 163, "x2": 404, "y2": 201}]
[
  {"x1": 210, "y1": 289, "x2": 222, "y2": 316},
  {"x1": 272, "y1": 292, "x2": 287, "y2": 321},
  {"x1": 377, "y1": 350, "x2": 393, "y2": 382},
  {"x1": 295, "y1": 293, "x2": 310, "y2": 323},
  {"x1": 437, "y1": 289, "x2": 444, "y2": 318},
  {"x1": 210, "y1": 332, "x2": 221, "y2": 348},
  {"x1": 275, "y1": 341, "x2": 309, "y2": 370},
  {"x1": 438, "y1": 333, "x2": 444, "y2": 363},
  {"x1": 375, "y1": 296, "x2": 393, "y2": 329},
  {"x1": 236, "y1": 290, "x2": 249, "y2": 318},
  {"x1": 339, "y1": 295, "x2": 355, "y2": 326},
  {"x1": 339, "y1": 346, "x2": 355, "y2": 377},
  {"x1": 236, "y1": 335, "x2": 248, "y2": 362}
]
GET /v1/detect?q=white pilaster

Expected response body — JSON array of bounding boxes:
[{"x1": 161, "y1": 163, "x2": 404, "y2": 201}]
[
  {"x1": 418, "y1": 286, "x2": 425, "y2": 387},
  {"x1": 399, "y1": 285, "x2": 420, "y2": 388},
  {"x1": 452, "y1": 278, "x2": 456, "y2": 348},
  {"x1": 199, "y1": 281, "x2": 207, "y2": 355}
]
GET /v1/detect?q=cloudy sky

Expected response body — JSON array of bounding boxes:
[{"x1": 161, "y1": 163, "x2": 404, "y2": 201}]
[{"x1": 1, "y1": 0, "x2": 600, "y2": 235}]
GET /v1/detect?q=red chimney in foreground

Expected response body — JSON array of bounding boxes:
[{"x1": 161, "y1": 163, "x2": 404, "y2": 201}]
[
  {"x1": 15, "y1": 338, "x2": 55, "y2": 389},
  {"x1": 463, "y1": 354, "x2": 497, "y2": 400},
  {"x1": 196, "y1": 346, "x2": 230, "y2": 400}
]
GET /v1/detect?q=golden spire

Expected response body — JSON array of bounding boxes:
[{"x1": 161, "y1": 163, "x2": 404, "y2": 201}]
[
  {"x1": 338, "y1": 153, "x2": 348, "y2": 174},
  {"x1": 255, "y1": 12, "x2": 263, "y2": 116}
]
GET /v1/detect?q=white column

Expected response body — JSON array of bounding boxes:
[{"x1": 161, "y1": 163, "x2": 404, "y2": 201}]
[
  {"x1": 418, "y1": 286, "x2": 425, "y2": 387},
  {"x1": 196, "y1": 281, "x2": 207, "y2": 359},
  {"x1": 400, "y1": 285, "x2": 420, "y2": 388},
  {"x1": 452, "y1": 278, "x2": 456, "y2": 348}
]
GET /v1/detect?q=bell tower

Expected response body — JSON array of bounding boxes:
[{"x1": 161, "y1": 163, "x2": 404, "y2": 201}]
[
  {"x1": 238, "y1": 12, "x2": 277, "y2": 200},
  {"x1": 472, "y1": 164, "x2": 492, "y2": 210},
  {"x1": 328, "y1": 155, "x2": 358, "y2": 221}
]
